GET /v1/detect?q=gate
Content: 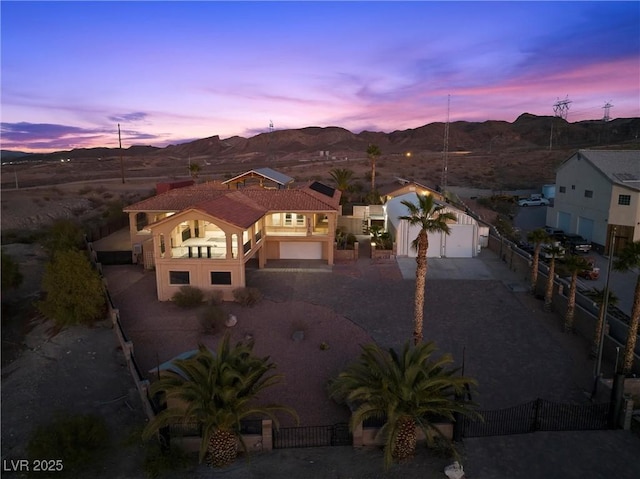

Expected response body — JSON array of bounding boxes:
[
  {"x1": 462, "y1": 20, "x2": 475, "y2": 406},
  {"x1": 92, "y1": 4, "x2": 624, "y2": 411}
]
[
  {"x1": 463, "y1": 399, "x2": 610, "y2": 438},
  {"x1": 273, "y1": 423, "x2": 352, "y2": 449}
]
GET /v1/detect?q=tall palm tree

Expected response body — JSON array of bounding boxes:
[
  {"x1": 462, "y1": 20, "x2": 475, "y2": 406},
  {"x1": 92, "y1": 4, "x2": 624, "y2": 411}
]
[
  {"x1": 329, "y1": 168, "x2": 354, "y2": 204},
  {"x1": 366, "y1": 144, "x2": 381, "y2": 192},
  {"x1": 562, "y1": 255, "x2": 591, "y2": 332},
  {"x1": 399, "y1": 194, "x2": 457, "y2": 344},
  {"x1": 527, "y1": 228, "x2": 550, "y2": 295},
  {"x1": 329, "y1": 341, "x2": 479, "y2": 469},
  {"x1": 586, "y1": 287, "x2": 619, "y2": 358},
  {"x1": 543, "y1": 244, "x2": 564, "y2": 312},
  {"x1": 613, "y1": 241, "x2": 640, "y2": 374},
  {"x1": 142, "y1": 333, "x2": 297, "y2": 467},
  {"x1": 188, "y1": 161, "x2": 201, "y2": 179}
]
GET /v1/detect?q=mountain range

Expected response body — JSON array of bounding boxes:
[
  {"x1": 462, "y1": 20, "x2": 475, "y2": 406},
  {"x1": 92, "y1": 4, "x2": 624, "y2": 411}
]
[{"x1": 2, "y1": 113, "x2": 639, "y2": 163}]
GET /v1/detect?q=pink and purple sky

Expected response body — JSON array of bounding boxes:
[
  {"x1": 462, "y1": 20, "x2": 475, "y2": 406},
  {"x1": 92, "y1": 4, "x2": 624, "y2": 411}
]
[{"x1": 1, "y1": 1, "x2": 639, "y2": 153}]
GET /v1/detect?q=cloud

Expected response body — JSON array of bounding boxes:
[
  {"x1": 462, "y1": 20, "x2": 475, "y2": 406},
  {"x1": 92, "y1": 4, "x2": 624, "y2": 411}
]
[
  {"x1": 108, "y1": 112, "x2": 149, "y2": 123},
  {"x1": 0, "y1": 121, "x2": 164, "y2": 151}
]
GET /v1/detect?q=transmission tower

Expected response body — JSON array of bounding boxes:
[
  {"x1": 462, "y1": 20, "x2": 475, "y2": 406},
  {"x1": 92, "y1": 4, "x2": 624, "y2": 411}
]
[
  {"x1": 441, "y1": 94, "x2": 450, "y2": 194},
  {"x1": 602, "y1": 101, "x2": 613, "y2": 122},
  {"x1": 553, "y1": 95, "x2": 572, "y2": 120}
]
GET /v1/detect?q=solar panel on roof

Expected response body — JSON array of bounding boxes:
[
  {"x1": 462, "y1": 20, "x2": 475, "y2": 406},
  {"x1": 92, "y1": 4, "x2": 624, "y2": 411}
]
[{"x1": 309, "y1": 181, "x2": 335, "y2": 197}]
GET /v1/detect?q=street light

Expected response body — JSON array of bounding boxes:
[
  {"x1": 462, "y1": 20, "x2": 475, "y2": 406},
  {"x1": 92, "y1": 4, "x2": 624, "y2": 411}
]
[{"x1": 593, "y1": 226, "x2": 617, "y2": 391}]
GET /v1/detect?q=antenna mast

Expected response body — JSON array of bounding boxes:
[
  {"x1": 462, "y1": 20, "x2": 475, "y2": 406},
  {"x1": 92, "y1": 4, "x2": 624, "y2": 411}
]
[{"x1": 441, "y1": 94, "x2": 450, "y2": 194}]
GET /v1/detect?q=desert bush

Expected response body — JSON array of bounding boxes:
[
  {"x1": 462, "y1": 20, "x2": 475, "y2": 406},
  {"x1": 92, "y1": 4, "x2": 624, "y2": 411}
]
[
  {"x1": 78, "y1": 185, "x2": 94, "y2": 195},
  {"x1": 171, "y1": 286, "x2": 204, "y2": 308},
  {"x1": 200, "y1": 304, "x2": 226, "y2": 334},
  {"x1": 27, "y1": 413, "x2": 109, "y2": 475},
  {"x1": 232, "y1": 287, "x2": 262, "y2": 307},
  {"x1": 208, "y1": 290, "x2": 224, "y2": 305},
  {"x1": 38, "y1": 250, "x2": 106, "y2": 328},
  {"x1": 43, "y1": 218, "x2": 85, "y2": 256}
]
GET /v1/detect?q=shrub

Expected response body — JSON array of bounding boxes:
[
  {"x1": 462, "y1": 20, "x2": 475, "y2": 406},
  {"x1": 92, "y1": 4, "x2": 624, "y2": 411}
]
[
  {"x1": 200, "y1": 304, "x2": 226, "y2": 334},
  {"x1": 27, "y1": 414, "x2": 109, "y2": 475},
  {"x1": 171, "y1": 286, "x2": 204, "y2": 308},
  {"x1": 1, "y1": 249, "x2": 23, "y2": 292},
  {"x1": 208, "y1": 290, "x2": 224, "y2": 306},
  {"x1": 232, "y1": 287, "x2": 262, "y2": 307},
  {"x1": 38, "y1": 250, "x2": 106, "y2": 328},
  {"x1": 43, "y1": 218, "x2": 85, "y2": 256}
]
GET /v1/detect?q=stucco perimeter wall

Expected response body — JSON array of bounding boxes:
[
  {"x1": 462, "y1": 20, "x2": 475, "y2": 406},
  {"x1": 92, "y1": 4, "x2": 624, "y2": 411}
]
[
  {"x1": 171, "y1": 419, "x2": 274, "y2": 454},
  {"x1": 155, "y1": 258, "x2": 245, "y2": 302}
]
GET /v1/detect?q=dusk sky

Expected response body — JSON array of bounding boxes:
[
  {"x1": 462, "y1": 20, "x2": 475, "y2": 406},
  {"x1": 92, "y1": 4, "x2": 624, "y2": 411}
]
[{"x1": 1, "y1": 1, "x2": 639, "y2": 153}]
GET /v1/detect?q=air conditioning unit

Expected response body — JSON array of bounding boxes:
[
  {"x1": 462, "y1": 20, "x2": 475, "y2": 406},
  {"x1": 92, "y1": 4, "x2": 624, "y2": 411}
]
[{"x1": 133, "y1": 243, "x2": 142, "y2": 254}]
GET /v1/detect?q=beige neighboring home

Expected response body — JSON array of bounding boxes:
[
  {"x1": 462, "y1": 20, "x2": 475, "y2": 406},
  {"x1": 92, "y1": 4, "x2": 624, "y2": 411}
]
[
  {"x1": 378, "y1": 179, "x2": 445, "y2": 203},
  {"x1": 123, "y1": 179, "x2": 341, "y2": 301},
  {"x1": 547, "y1": 149, "x2": 640, "y2": 253}
]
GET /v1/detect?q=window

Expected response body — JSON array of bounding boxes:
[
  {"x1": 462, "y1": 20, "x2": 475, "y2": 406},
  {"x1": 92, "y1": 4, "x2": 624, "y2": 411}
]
[
  {"x1": 169, "y1": 271, "x2": 190, "y2": 285},
  {"x1": 584, "y1": 190, "x2": 593, "y2": 198},
  {"x1": 571, "y1": 185, "x2": 575, "y2": 190},
  {"x1": 618, "y1": 194, "x2": 631, "y2": 206},
  {"x1": 559, "y1": 186, "x2": 566, "y2": 193},
  {"x1": 136, "y1": 212, "x2": 148, "y2": 231},
  {"x1": 296, "y1": 214, "x2": 305, "y2": 227},
  {"x1": 210, "y1": 272, "x2": 232, "y2": 285},
  {"x1": 284, "y1": 213, "x2": 293, "y2": 226}
]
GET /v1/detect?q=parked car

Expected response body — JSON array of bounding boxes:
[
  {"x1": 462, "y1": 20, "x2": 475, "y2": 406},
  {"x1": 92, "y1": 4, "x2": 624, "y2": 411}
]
[
  {"x1": 544, "y1": 227, "x2": 566, "y2": 243},
  {"x1": 577, "y1": 257, "x2": 600, "y2": 280},
  {"x1": 518, "y1": 197, "x2": 550, "y2": 207},
  {"x1": 541, "y1": 241, "x2": 565, "y2": 260},
  {"x1": 563, "y1": 233, "x2": 592, "y2": 254}
]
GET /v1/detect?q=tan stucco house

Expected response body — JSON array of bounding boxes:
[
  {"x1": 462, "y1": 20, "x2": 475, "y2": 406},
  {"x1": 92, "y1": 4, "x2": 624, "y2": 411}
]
[
  {"x1": 546, "y1": 149, "x2": 640, "y2": 253},
  {"x1": 123, "y1": 179, "x2": 341, "y2": 301}
]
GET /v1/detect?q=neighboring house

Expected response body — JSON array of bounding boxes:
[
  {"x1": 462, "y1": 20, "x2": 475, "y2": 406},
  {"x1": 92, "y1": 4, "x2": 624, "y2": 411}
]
[
  {"x1": 378, "y1": 179, "x2": 445, "y2": 203},
  {"x1": 546, "y1": 150, "x2": 640, "y2": 253},
  {"x1": 385, "y1": 192, "x2": 480, "y2": 258},
  {"x1": 123, "y1": 179, "x2": 340, "y2": 301},
  {"x1": 222, "y1": 167, "x2": 294, "y2": 190}
]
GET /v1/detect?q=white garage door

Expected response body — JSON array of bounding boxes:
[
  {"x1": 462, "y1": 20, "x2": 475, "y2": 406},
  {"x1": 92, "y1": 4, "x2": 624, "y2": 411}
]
[
  {"x1": 280, "y1": 242, "x2": 322, "y2": 259},
  {"x1": 577, "y1": 217, "x2": 594, "y2": 241},
  {"x1": 404, "y1": 225, "x2": 474, "y2": 258}
]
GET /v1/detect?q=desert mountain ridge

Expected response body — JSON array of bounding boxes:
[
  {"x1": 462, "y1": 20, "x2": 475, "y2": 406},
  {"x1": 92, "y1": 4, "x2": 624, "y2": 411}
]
[{"x1": 3, "y1": 113, "x2": 639, "y2": 163}]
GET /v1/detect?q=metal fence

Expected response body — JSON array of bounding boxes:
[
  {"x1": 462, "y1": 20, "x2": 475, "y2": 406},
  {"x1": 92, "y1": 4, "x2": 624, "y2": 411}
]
[
  {"x1": 273, "y1": 423, "x2": 352, "y2": 449},
  {"x1": 463, "y1": 399, "x2": 610, "y2": 438}
]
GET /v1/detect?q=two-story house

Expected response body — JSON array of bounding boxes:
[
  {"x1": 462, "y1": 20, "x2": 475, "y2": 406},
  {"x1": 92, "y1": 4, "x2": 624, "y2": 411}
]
[
  {"x1": 123, "y1": 177, "x2": 340, "y2": 301},
  {"x1": 546, "y1": 150, "x2": 640, "y2": 253}
]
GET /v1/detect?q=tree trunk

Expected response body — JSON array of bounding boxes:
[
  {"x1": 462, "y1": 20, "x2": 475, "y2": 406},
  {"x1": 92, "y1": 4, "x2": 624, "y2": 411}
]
[
  {"x1": 544, "y1": 258, "x2": 555, "y2": 312},
  {"x1": 564, "y1": 274, "x2": 578, "y2": 332},
  {"x1": 207, "y1": 429, "x2": 238, "y2": 468},
  {"x1": 392, "y1": 416, "x2": 417, "y2": 461},
  {"x1": 622, "y1": 275, "x2": 640, "y2": 374},
  {"x1": 591, "y1": 302, "x2": 606, "y2": 358},
  {"x1": 530, "y1": 248, "x2": 541, "y2": 295},
  {"x1": 414, "y1": 232, "x2": 428, "y2": 344}
]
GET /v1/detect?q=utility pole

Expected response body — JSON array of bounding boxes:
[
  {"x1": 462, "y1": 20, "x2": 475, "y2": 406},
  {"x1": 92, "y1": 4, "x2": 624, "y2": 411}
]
[
  {"x1": 118, "y1": 123, "x2": 125, "y2": 184},
  {"x1": 602, "y1": 101, "x2": 613, "y2": 122},
  {"x1": 441, "y1": 94, "x2": 450, "y2": 195},
  {"x1": 594, "y1": 226, "x2": 617, "y2": 387}
]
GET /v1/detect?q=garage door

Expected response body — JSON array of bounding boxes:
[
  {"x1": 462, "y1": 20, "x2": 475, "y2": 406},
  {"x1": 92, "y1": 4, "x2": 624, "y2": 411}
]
[
  {"x1": 577, "y1": 217, "x2": 594, "y2": 241},
  {"x1": 557, "y1": 211, "x2": 571, "y2": 232},
  {"x1": 405, "y1": 225, "x2": 474, "y2": 258},
  {"x1": 279, "y1": 242, "x2": 322, "y2": 259}
]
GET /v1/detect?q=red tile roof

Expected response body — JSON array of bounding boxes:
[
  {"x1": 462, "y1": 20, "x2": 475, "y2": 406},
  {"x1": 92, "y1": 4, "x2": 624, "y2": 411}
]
[{"x1": 124, "y1": 181, "x2": 341, "y2": 218}]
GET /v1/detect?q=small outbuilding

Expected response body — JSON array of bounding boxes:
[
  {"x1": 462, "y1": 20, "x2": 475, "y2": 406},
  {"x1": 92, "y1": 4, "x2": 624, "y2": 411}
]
[{"x1": 385, "y1": 193, "x2": 480, "y2": 258}]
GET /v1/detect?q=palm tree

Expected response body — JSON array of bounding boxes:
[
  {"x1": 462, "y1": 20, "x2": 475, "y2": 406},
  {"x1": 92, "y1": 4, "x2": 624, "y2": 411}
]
[
  {"x1": 329, "y1": 168, "x2": 354, "y2": 204},
  {"x1": 527, "y1": 228, "x2": 550, "y2": 295},
  {"x1": 543, "y1": 243, "x2": 564, "y2": 312},
  {"x1": 399, "y1": 194, "x2": 457, "y2": 344},
  {"x1": 586, "y1": 287, "x2": 619, "y2": 358},
  {"x1": 366, "y1": 144, "x2": 381, "y2": 192},
  {"x1": 329, "y1": 341, "x2": 479, "y2": 469},
  {"x1": 613, "y1": 241, "x2": 640, "y2": 374},
  {"x1": 562, "y1": 255, "x2": 591, "y2": 332},
  {"x1": 142, "y1": 333, "x2": 297, "y2": 467},
  {"x1": 188, "y1": 161, "x2": 201, "y2": 178}
]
